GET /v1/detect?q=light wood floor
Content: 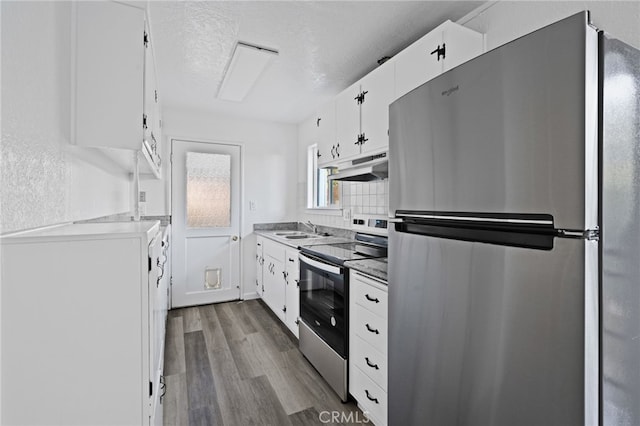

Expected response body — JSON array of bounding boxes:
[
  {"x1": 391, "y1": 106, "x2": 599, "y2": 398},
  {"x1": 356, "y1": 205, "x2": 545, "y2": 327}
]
[{"x1": 163, "y1": 299, "x2": 365, "y2": 425}]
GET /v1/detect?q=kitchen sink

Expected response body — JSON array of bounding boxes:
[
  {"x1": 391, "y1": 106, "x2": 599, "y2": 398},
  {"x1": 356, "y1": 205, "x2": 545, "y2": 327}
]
[
  {"x1": 285, "y1": 234, "x2": 317, "y2": 239},
  {"x1": 275, "y1": 231, "x2": 299, "y2": 236}
]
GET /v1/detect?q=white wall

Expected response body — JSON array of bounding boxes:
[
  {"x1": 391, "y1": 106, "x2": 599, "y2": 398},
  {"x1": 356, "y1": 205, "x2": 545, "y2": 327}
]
[
  {"x1": 1, "y1": 1, "x2": 131, "y2": 234},
  {"x1": 160, "y1": 107, "x2": 298, "y2": 299}
]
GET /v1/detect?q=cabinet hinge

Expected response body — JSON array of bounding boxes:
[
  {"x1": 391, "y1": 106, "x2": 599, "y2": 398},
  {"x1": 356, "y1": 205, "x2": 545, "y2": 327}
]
[
  {"x1": 143, "y1": 114, "x2": 148, "y2": 129},
  {"x1": 144, "y1": 32, "x2": 149, "y2": 48},
  {"x1": 170, "y1": 276, "x2": 173, "y2": 286},
  {"x1": 154, "y1": 90, "x2": 158, "y2": 103},
  {"x1": 148, "y1": 256, "x2": 152, "y2": 272},
  {"x1": 354, "y1": 90, "x2": 368, "y2": 105},
  {"x1": 149, "y1": 381, "x2": 153, "y2": 397},
  {"x1": 430, "y1": 43, "x2": 446, "y2": 61}
]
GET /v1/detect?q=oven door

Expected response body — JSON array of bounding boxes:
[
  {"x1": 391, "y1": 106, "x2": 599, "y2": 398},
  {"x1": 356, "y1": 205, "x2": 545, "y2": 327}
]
[{"x1": 298, "y1": 253, "x2": 348, "y2": 358}]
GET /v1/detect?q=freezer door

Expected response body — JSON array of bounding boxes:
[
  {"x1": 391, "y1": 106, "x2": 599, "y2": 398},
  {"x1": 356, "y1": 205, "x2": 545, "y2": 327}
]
[
  {"x1": 388, "y1": 229, "x2": 598, "y2": 426},
  {"x1": 389, "y1": 12, "x2": 598, "y2": 231}
]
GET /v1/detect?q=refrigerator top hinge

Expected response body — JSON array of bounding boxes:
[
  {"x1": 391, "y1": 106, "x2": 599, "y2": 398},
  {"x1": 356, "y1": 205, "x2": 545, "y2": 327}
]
[
  {"x1": 559, "y1": 229, "x2": 599, "y2": 241},
  {"x1": 585, "y1": 229, "x2": 600, "y2": 241}
]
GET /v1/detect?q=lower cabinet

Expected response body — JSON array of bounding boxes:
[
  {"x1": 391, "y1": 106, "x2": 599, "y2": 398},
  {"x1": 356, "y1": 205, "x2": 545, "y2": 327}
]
[
  {"x1": 256, "y1": 235, "x2": 300, "y2": 338},
  {"x1": 349, "y1": 270, "x2": 389, "y2": 426},
  {"x1": 1, "y1": 221, "x2": 165, "y2": 426}
]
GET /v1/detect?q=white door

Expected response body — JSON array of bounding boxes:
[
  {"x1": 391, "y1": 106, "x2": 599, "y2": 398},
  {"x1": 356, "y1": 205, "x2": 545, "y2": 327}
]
[{"x1": 171, "y1": 139, "x2": 242, "y2": 307}]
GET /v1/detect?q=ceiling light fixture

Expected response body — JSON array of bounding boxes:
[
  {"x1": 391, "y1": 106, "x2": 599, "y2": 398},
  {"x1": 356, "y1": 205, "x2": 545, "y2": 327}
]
[{"x1": 217, "y1": 41, "x2": 279, "y2": 102}]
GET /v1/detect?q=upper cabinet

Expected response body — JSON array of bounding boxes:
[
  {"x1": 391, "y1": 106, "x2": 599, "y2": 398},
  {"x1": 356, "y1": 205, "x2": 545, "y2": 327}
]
[
  {"x1": 143, "y1": 20, "x2": 162, "y2": 174},
  {"x1": 333, "y1": 62, "x2": 395, "y2": 166},
  {"x1": 71, "y1": 2, "x2": 162, "y2": 178},
  {"x1": 316, "y1": 99, "x2": 337, "y2": 167},
  {"x1": 310, "y1": 20, "x2": 483, "y2": 168},
  {"x1": 393, "y1": 20, "x2": 484, "y2": 100}
]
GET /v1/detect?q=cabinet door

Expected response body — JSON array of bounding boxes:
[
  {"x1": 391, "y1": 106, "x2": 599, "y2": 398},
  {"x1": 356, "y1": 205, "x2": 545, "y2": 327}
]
[
  {"x1": 317, "y1": 100, "x2": 337, "y2": 166},
  {"x1": 263, "y1": 255, "x2": 286, "y2": 321},
  {"x1": 72, "y1": 2, "x2": 145, "y2": 149},
  {"x1": 360, "y1": 63, "x2": 395, "y2": 155},
  {"x1": 284, "y1": 249, "x2": 300, "y2": 337},
  {"x1": 393, "y1": 27, "x2": 444, "y2": 100},
  {"x1": 335, "y1": 80, "x2": 363, "y2": 161},
  {"x1": 441, "y1": 23, "x2": 484, "y2": 72},
  {"x1": 256, "y1": 237, "x2": 264, "y2": 297}
]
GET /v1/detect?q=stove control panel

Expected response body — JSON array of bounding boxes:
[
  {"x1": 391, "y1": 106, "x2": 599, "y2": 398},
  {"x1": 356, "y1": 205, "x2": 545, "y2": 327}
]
[{"x1": 352, "y1": 215, "x2": 388, "y2": 236}]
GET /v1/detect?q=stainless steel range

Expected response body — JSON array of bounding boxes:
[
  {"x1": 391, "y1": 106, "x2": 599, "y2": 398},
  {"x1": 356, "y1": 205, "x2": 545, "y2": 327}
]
[{"x1": 297, "y1": 216, "x2": 387, "y2": 402}]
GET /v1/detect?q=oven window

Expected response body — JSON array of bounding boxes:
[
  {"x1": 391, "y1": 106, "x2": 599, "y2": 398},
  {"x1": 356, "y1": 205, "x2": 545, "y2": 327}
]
[{"x1": 299, "y1": 261, "x2": 347, "y2": 357}]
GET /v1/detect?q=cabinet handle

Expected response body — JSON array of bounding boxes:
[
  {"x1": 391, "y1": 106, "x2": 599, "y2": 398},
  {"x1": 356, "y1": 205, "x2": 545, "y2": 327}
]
[
  {"x1": 288, "y1": 258, "x2": 295, "y2": 262},
  {"x1": 317, "y1": 117, "x2": 321, "y2": 127},
  {"x1": 317, "y1": 150, "x2": 321, "y2": 158},
  {"x1": 283, "y1": 271, "x2": 288, "y2": 280},
  {"x1": 365, "y1": 323, "x2": 380, "y2": 334},
  {"x1": 365, "y1": 389, "x2": 379, "y2": 404},
  {"x1": 365, "y1": 294, "x2": 380, "y2": 303},
  {"x1": 365, "y1": 357, "x2": 380, "y2": 370},
  {"x1": 331, "y1": 145, "x2": 336, "y2": 159},
  {"x1": 335, "y1": 143, "x2": 340, "y2": 156},
  {"x1": 361, "y1": 132, "x2": 368, "y2": 145},
  {"x1": 283, "y1": 306, "x2": 287, "y2": 313},
  {"x1": 257, "y1": 243, "x2": 262, "y2": 247},
  {"x1": 295, "y1": 319, "x2": 299, "y2": 325}
]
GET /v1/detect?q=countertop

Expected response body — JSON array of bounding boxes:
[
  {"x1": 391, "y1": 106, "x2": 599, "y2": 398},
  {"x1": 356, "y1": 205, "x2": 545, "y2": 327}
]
[
  {"x1": 255, "y1": 229, "x2": 350, "y2": 249},
  {"x1": 344, "y1": 258, "x2": 388, "y2": 282}
]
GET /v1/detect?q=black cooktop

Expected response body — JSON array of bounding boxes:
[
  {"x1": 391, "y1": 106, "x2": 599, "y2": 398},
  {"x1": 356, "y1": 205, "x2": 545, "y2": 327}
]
[{"x1": 300, "y1": 234, "x2": 387, "y2": 265}]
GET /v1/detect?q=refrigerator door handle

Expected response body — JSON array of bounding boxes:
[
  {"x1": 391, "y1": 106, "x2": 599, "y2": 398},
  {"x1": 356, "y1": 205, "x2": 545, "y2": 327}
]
[{"x1": 396, "y1": 212, "x2": 554, "y2": 226}]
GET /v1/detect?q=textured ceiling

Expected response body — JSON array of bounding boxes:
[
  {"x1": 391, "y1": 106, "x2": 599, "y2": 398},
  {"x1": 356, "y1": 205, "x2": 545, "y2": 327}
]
[{"x1": 148, "y1": 1, "x2": 485, "y2": 124}]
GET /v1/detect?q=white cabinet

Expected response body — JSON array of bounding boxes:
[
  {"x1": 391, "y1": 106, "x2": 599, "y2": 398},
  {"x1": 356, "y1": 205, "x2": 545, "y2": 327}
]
[
  {"x1": 1, "y1": 221, "x2": 163, "y2": 425},
  {"x1": 284, "y1": 248, "x2": 301, "y2": 338},
  {"x1": 255, "y1": 236, "x2": 300, "y2": 338},
  {"x1": 256, "y1": 236, "x2": 265, "y2": 297},
  {"x1": 393, "y1": 20, "x2": 484, "y2": 100},
  {"x1": 334, "y1": 62, "x2": 395, "y2": 165},
  {"x1": 71, "y1": 2, "x2": 162, "y2": 178},
  {"x1": 263, "y1": 251, "x2": 286, "y2": 321},
  {"x1": 71, "y1": 2, "x2": 145, "y2": 150},
  {"x1": 349, "y1": 270, "x2": 389, "y2": 426},
  {"x1": 316, "y1": 100, "x2": 338, "y2": 167},
  {"x1": 142, "y1": 20, "x2": 162, "y2": 175}
]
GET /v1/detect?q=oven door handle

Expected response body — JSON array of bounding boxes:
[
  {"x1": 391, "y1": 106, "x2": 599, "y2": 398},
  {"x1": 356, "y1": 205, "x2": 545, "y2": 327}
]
[{"x1": 299, "y1": 253, "x2": 342, "y2": 275}]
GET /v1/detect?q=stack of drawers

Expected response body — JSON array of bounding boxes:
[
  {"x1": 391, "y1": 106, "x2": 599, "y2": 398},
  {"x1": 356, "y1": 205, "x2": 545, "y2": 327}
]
[{"x1": 349, "y1": 271, "x2": 388, "y2": 426}]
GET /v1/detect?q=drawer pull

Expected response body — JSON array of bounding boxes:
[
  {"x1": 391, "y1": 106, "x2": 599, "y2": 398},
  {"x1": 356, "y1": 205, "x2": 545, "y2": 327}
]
[
  {"x1": 365, "y1": 294, "x2": 380, "y2": 303},
  {"x1": 365, "y1": 357, "x2": 380, "y2": 370},
  {"x1": 365, "y1": 323, "x2": 380, "y2": 334},
  {"x1": 365, "y1": 389, "x2": 379, "y2": 404}
]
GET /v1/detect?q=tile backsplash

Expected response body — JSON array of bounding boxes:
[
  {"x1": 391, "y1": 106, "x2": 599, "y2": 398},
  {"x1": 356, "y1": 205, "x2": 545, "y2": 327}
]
[{"x1": 298, "y1": 180, "x2": 389, "y2": 229}]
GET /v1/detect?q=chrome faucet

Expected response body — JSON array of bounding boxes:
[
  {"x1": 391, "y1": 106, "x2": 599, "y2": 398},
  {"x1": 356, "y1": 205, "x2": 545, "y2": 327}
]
[{"x1": 303, "y1": 220, "x2": 318, "y2": 234}]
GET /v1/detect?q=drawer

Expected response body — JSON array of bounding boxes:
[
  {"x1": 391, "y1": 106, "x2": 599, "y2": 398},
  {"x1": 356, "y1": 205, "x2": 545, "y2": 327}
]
[
  {"x1": 352, "y1": 304, "x2": 387, "y2": 355},
  {"x1": 350, "y1": 367, "x2": 387, "y2": 426},
  {"x1": 351, "y1": 274, "x2": 388, "y2": 318},
  {"x1": 351, "y1": 335, "x2": 387, "y2": 390},
  {"x1": 263, "y1": 238, "x2": 286, "y2": 260}
]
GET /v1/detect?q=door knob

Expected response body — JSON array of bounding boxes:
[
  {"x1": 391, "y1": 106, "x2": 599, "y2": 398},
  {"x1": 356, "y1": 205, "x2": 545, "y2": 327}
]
[{"x1": 232, "y1": 235, "x2": 238, "y2": 241}]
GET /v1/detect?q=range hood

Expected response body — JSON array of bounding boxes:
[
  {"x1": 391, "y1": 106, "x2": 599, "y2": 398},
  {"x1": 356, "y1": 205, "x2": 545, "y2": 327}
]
[{"x1": 328, "y1": 152, "x2": 388, "y2": 182}]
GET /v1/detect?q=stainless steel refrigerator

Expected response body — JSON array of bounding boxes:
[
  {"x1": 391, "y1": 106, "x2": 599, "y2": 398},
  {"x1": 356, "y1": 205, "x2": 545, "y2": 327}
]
[{"x1": 388, "y1": 11, "x2": 640, "y2": 426}]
